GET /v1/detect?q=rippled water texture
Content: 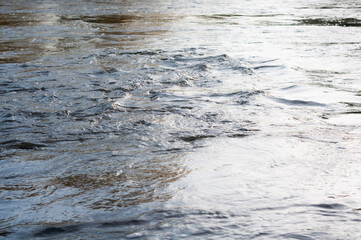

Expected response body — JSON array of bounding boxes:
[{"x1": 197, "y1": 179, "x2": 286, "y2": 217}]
[{"x1": 1, "y1": 0, "x2": 361, "y2": 239}]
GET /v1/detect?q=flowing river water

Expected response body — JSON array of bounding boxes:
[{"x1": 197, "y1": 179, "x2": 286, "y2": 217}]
[{"x1": 1, "y1": 0, "x2": 361, "y2": 239}]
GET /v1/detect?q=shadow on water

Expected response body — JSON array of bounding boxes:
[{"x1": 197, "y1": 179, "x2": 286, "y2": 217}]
[
  {"x1": 0, "y1": 13, "x2": 39, "y2": 26},
  {"x1": 60, "y1": 14, "x2": 143, "y2": 24},
  {"x1": 298, "y1": 18, "x2": 361, "y2": 27},
  {"x1": 50, "y1": 154, "x2": 189, "y2": 210}
]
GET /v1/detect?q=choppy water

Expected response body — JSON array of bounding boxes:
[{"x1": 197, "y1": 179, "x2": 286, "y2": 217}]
[{"x1": 1, "y1": 0, "x2": 361, "y2": 239}]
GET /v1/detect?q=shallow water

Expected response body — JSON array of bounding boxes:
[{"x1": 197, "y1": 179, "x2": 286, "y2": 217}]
[{"x1": 1, "y1": 0, "x2": 361, "y2": 239}]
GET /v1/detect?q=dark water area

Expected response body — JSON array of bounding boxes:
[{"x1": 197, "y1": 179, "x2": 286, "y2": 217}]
[{"x1": 1, "y1": 0, "x2": 361, "y2": 239}]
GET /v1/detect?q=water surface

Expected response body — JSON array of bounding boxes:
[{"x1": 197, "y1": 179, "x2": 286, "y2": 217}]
[{"x1": 1, "y1": 0, "x2": 361, "y2": 239}]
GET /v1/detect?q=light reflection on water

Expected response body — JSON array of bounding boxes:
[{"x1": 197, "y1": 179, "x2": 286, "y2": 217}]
[
  {"x1": 1, "y1": 0, "x2": 361, "y2": 239},
  {"x1": 169, "y1": 133, "x2": 361, "y2": 238}
]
